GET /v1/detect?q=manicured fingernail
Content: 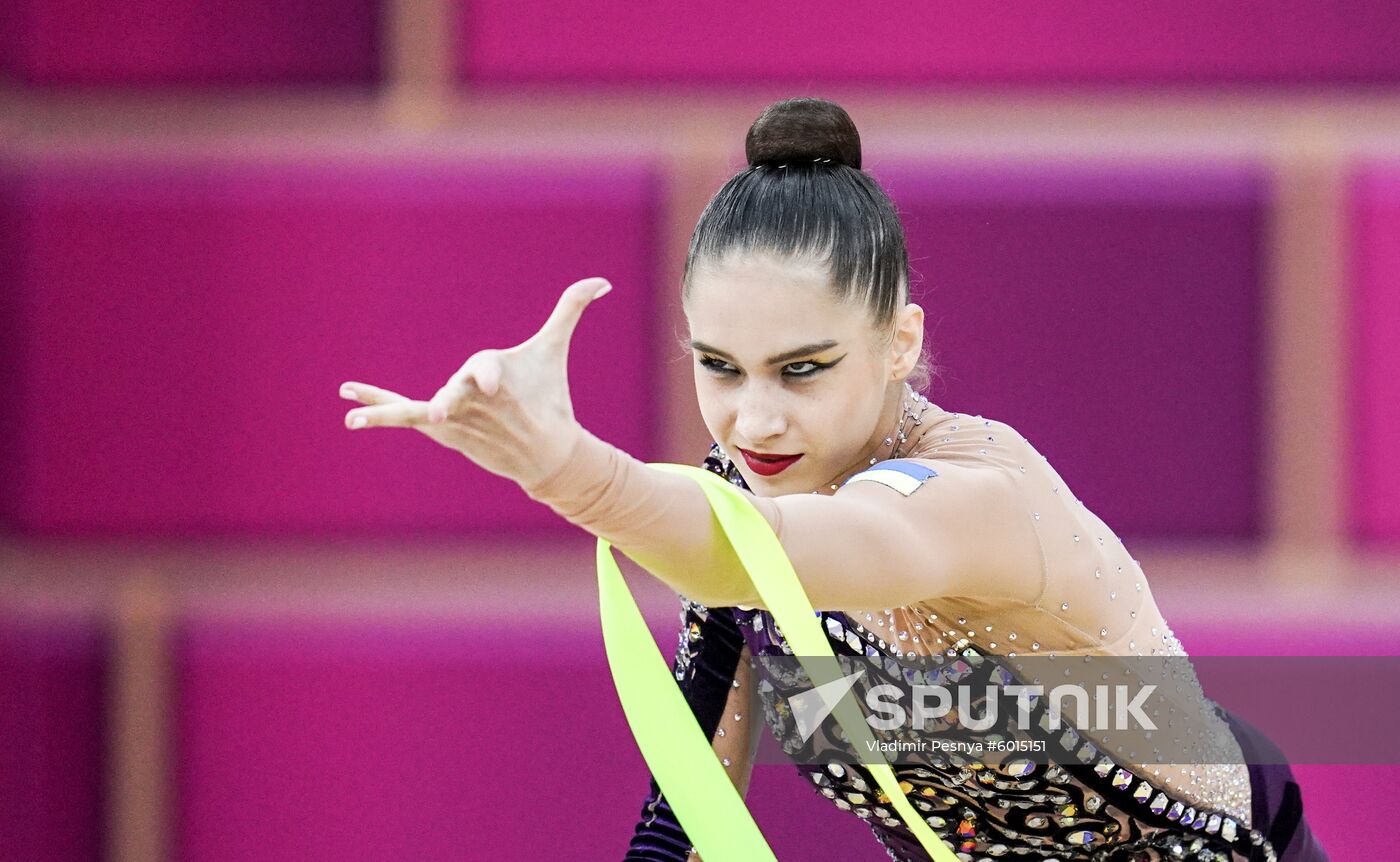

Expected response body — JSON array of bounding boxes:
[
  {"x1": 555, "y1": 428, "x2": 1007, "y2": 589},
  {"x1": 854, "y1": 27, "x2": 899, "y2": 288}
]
[
  {"x1": 593, "y1": 280, "x2": 612, "y2": 298},
  {"x1": 340, "y1": 387, "x2": 355, "y2": 400},
  {"x1": 350, "y1": 415, "x2": 367, "y2": 429}
]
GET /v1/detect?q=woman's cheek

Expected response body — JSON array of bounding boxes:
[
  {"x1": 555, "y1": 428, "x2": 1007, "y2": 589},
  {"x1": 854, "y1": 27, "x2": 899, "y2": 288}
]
[{"x1": 694, "y1": 388, "x2": 730, "y2": 440}]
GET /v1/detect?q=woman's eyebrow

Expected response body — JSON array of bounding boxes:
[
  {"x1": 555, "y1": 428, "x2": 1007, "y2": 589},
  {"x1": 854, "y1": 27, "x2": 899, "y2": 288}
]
[{"x1": 689, "y1": 339, "x2": 840, "y2": 366}]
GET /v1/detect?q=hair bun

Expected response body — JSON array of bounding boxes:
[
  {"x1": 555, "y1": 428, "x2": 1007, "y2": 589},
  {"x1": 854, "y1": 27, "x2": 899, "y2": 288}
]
[{"x1": 745, "y1": 98, "x2": 862, "y2": 170}]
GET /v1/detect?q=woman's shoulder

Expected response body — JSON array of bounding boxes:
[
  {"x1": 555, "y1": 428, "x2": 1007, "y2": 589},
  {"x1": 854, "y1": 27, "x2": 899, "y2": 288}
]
[
  {"x1": 837, "y1": 406, "x2": 1050, "y2": 516},
  {"x1": 904, "y1": 405, "x2": 1047, "y2": 479},
  {"x1": 904, "y1": 406, "x2": 1113, "y2": 541},
  {"x1": 894, "y1": 405, "x2": 1100, "y2": 575},
  {"x1": 832, "y1": 407, "x2": 1050, "y2": 604}
]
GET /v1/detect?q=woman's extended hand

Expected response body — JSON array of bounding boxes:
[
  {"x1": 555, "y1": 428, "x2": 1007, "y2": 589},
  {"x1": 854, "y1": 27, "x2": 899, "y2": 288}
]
[{"x1": 338, "y1": 276, "x2": 612, "y2": 490}]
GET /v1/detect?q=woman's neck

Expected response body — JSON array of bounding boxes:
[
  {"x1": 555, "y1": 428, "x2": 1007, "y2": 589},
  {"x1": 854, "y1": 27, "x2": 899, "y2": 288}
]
[{"x1": 812, "y1": 383, "x2": 936, "y2": 495}]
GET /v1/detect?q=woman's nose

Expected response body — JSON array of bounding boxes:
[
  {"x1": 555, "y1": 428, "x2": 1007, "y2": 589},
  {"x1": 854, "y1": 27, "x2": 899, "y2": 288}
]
[{"x1": 734, "y1": 390, "x2": 788, "y2": 444}]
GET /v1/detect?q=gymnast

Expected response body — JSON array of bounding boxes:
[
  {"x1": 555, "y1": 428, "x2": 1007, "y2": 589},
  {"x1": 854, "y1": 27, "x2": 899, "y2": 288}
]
[{"x1": 339, "y1": 98, "x2": 1325, "y2": 861}]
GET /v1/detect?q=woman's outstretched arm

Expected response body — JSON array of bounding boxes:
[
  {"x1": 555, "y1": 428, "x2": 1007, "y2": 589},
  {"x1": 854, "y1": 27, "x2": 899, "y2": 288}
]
[
  {"x1": 521, "y1": 427, "x2": 1041, "y2": 610},
  {"x1": 339, "y1": 278, "x2": 1040, "y2": 610}
]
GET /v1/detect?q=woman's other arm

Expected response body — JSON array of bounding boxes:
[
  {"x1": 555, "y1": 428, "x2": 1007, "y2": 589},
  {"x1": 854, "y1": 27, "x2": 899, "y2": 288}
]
[
  {"x1": 685, "y1": 645, "x2": 759, "y2": 862},
  {"x1": 623, "y1": 602, "x2": 758, "y2": 861}
]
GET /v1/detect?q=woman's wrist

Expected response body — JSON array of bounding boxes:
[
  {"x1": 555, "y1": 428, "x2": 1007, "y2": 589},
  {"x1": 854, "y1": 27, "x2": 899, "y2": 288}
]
[
  {"x1": 517, "y1": 420, "x2": 591, "y2": 500},
  {"x1": 518, "y1": 424, "x2": 622, "y2": 522},
  {"x1": 519, "y1": 428, "x2": 761, "y2": 607}
]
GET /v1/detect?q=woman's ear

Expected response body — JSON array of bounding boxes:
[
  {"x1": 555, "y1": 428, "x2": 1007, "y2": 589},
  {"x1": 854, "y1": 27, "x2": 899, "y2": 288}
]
[{"x1": 890, "y1": 302, "x2": 925, "y2": 379}]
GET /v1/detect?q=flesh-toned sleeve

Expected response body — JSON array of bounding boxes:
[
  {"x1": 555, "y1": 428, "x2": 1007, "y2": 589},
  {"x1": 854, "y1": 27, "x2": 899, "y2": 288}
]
[
  {"x1": 769, "y1": 458, "x2": 1044, "y2": 608},
  {"x1": 522, "y1": 430, "x2": 1042, "y2": 610}
]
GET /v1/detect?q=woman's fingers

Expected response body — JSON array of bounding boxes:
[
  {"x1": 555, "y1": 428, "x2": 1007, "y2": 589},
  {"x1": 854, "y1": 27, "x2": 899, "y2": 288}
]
[
  {"x1": 461, "y1": 350, "x2": 503, "y2": 397},
  {"x1": 341, "y1": 381, "x2": 420, "y2": 428},
  {"x1": 427, "y1": 350, "x2": 503, "y2": 424},
  {"x1": 530, "y1": 277, "x2": 611, "y2": 351},
  {"x1": 345, "y1": 398, "x2": 431, "y2": 430},
  {"x1": 344, "y1": 274, "x2": 610, "y2": 439},
  {"x1": 339, "y1": 381, "x2": 409, "y2": 405}
]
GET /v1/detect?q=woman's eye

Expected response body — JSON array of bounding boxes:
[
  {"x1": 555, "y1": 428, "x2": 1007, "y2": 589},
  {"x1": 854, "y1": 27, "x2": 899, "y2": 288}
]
[
  {"x1": 698, "y1": 356, "x2": 738, "y2": 375},
  {"x1": 700, "y1": 356, "x2": 828, "y2": 377}
]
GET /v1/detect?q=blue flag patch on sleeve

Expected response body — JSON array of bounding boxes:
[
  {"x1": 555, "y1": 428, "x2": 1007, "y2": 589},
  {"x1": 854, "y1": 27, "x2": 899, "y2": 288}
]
[{"x1": 841, "y1": 459, "x2": 939, "y2": 496}]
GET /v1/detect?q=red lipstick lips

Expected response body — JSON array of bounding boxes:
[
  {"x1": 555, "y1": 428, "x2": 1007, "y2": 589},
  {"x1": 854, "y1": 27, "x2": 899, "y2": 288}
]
[{"x1": 737, "y1": 448, "x2": 803, "y2": 476}]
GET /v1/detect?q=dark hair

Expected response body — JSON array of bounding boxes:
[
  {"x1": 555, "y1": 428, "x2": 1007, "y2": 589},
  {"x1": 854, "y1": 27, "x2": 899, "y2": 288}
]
[{"x1": 682, "y1": 98, "x2": 931, "y2": 390}]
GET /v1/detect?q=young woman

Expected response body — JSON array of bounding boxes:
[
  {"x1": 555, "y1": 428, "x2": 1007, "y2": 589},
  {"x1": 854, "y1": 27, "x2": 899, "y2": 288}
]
[{"x1": 339, "y1": 99, "x2": 1326, "y2": 862}]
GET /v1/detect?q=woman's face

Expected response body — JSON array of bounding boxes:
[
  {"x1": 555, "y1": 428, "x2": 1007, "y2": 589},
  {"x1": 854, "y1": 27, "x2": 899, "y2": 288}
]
[{"x1": 683, "y1": 251, "x2": 917, "y2": 497}]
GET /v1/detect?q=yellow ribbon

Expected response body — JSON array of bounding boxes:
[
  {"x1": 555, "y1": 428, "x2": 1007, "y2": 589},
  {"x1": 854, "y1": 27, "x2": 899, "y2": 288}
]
[{"x1": 597, "y1": 463, "x2": 959, "y2": 862}]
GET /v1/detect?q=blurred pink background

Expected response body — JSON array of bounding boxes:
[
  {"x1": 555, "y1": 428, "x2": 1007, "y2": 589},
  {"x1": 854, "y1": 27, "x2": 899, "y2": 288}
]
[{"x1": 2, "y1": 1, "x2": 1398, "y2": 859}]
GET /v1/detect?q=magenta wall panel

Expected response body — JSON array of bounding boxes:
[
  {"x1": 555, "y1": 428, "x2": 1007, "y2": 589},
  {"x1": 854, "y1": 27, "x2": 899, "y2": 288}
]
[
  {"x1": 456, "y1": 1, "x2": 1400, "y2": 86},
  {"x1": 878, "y1": 160, "x2": 1267, "y2": 539},
  {"x1": 0, "y1": 157, "x2": 661, "y2": 537},
  {"x1": 0, "y1": 0, "x2": 381, "y2": 86},
  {"x1": 0, "y1": 613, "x2": 109, "y2": 862},
  {"x1": 1347, "y1": 162, "x2": 1400, "y2": 546},
  {"x1": 170, "y1": 616, "x2": 883, "y2": 861}
]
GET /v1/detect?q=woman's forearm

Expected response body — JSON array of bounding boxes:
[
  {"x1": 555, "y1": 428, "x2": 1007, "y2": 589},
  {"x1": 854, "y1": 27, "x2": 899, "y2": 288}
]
[{"x1": 521, "y1": 428, "x2": 768, "y2": 607}]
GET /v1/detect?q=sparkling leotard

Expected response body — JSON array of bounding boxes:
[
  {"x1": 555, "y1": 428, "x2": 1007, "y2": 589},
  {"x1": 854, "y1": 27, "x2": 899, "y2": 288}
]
[{"x1": 625, "y1": 405, "x2": 1282, "y2": 862}]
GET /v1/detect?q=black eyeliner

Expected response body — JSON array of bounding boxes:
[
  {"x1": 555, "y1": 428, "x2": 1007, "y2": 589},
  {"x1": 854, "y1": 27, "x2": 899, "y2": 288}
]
[{"x1": 697, "y1": 352, "x2": 846, "y2": 377}]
